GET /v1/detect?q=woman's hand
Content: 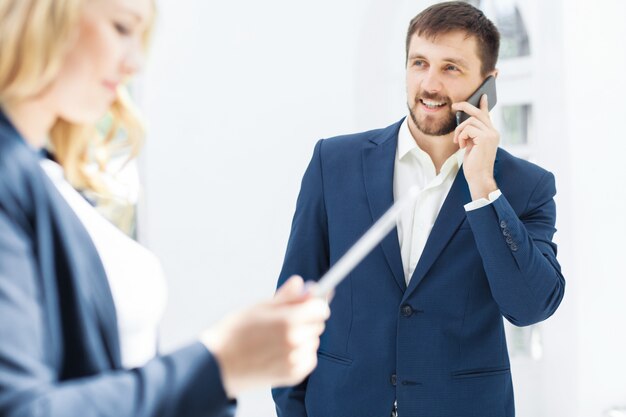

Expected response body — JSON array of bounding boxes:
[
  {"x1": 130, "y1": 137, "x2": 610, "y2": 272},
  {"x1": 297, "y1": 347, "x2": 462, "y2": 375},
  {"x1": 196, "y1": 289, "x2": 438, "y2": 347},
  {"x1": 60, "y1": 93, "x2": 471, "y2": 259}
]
[{"x1": 201, "y1": 275, "x2": 330, "y2": 398}]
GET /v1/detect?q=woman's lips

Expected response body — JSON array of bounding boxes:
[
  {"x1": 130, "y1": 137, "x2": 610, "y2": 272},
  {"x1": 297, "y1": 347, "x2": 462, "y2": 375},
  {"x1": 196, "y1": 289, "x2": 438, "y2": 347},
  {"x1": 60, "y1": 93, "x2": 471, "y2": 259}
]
[{"x1": 102, "y1": 80, "x2": 119, "y2": 93}]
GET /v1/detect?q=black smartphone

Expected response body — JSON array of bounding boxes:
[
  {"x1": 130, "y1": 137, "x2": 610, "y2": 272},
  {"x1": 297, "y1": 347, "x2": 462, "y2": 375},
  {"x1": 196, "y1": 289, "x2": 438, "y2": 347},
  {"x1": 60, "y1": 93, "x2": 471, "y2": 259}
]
[{"x1": 456, "y1": 75, "x2": 497, "y2": 125}]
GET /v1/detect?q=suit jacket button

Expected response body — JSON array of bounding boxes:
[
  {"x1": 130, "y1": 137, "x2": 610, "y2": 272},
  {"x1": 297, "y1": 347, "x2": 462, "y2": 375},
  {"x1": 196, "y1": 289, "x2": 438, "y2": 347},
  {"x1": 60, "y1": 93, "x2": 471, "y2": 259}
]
[
  {"x1": 401, "y1": 305, "x2": 413, "y2": 317},
  {"x1": 506, "y1": 236, "x2": 513, "y2": 245},
  {"x1": 510, "y1": 243, "x2": 519, "y2": 251},
  {"x1": 500, "y1": 220, "x2": 507, "y2": 229},
  {"x1": 502, "y1": 228, "x2": 510, "y2": 237},
  {"x1": 391, "y1": 374, "x2": 397, "y2": 386}
]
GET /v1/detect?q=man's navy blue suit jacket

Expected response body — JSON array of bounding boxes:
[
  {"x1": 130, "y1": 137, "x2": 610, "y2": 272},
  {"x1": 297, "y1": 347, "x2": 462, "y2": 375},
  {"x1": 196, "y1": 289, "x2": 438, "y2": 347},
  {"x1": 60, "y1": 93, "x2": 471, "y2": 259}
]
[
  {"x1": 0, "y1": 110, "x2": 234, "y2": 417},
  {"x1": 273, "y1": 119, "x2": 565, "y2": 417}
]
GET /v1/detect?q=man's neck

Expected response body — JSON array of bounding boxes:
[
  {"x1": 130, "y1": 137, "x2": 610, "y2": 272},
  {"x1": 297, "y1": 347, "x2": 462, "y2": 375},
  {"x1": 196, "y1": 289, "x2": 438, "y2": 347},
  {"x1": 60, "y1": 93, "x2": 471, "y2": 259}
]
[{"x1": 407, "y1": 119, "x2": 459, "y2": 174}]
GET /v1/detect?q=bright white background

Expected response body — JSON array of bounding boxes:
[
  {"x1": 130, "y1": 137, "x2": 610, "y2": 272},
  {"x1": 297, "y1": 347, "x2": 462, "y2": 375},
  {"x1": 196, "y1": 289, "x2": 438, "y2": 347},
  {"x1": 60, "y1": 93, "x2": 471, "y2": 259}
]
[{"x1": 138, "y1": 1, "x2": 626, "y2": 416}]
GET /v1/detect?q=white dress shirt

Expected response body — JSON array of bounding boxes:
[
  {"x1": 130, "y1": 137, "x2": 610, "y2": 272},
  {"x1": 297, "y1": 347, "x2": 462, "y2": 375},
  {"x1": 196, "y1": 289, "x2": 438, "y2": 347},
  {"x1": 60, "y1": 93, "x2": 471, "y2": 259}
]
[
  {"x1": 393, "y1": 118, "x2": 500, "y2": 284},
  {"x1": 41, "y1": 159, "x2": 167, "y2": 369}
]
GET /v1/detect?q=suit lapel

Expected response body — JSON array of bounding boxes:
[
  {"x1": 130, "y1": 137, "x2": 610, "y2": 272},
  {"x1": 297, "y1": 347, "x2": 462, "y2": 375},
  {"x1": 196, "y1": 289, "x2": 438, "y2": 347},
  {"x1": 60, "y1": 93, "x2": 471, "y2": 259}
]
[
  {"x1": 86, "y1": 247, "x2": 122, "y2": 369},
  {"x1": 403, "y1": 167, "x2": 471, "y2": 300},
  {"x1": 403, "y1": 155, "x2": 502, "y2": 300},
  {"x1": 362, "y1": 120, "x2": 406, "y2": 292},
  {"x1": 2, "y1": 109, "x2": 122, "y2": 370},
  {"x1": 46, "y1": 175, "x2": 123, "y2": 370}
]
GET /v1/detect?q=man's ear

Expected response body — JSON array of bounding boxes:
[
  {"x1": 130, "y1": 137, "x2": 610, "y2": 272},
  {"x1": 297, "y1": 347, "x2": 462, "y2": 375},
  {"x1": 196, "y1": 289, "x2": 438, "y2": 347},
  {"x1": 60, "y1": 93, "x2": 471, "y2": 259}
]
[{"x1": 491, "y1": 68, "x2": 499, "y2": 79}]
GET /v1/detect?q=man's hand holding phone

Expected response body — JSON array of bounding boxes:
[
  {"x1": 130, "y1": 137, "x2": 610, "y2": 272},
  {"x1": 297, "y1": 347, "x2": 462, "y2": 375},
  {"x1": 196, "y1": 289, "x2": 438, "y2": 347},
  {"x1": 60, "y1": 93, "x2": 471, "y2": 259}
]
[{"x1": 452, "y1": 93, "x2": 500, "y2": 201}]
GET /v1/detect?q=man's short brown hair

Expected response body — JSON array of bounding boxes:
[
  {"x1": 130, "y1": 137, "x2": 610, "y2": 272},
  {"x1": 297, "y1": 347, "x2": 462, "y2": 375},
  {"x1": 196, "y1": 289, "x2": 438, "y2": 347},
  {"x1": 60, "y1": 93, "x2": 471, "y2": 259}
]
[{"x1": 406, "y1": 1, "x2": 500, "y2": 76}]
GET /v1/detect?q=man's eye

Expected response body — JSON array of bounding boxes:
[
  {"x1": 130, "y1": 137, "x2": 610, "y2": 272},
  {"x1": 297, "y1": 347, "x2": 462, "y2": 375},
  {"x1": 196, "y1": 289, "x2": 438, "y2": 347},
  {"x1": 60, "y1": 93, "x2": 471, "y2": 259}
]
[
  {"x1": 413, "y1": 60, "x2": 425, "y2": 67},
  {"x1": 445, "y1": 65, "x2": 459, "y2": 71}
]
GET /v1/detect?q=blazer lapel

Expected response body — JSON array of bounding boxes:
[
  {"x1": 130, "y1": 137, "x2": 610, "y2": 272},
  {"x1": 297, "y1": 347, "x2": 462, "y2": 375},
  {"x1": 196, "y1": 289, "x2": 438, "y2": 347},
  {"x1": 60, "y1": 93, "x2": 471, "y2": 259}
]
[
  {"x1": 2, "y1": 109, "x2": 122, "y2": 371},
  {"x1": 47, "y1": 177, "x2": 123, "y2": 370},
  {"x1": 85, "y1": 247, "x2": 122, "y2": 369},
  {"x1": 362, "y1": 120, "x2": 406, "y2": 292},
  {"x1": 403, "y1": 154, "x2": 502, "y2": 300},
  {"x1": 403, "y1": 166, "x2": 471, "y2": 300}
]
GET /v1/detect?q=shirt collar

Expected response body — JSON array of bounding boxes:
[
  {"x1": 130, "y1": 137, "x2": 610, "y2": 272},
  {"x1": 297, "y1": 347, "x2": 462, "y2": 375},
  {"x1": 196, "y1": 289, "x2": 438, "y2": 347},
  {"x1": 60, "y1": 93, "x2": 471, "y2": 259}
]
[
  {"x1": 397, "y1": 117, "x2": 419, "y2": 160},
  {"x1": 397, "y1": 116, "x2": 465, "y2": 172}
]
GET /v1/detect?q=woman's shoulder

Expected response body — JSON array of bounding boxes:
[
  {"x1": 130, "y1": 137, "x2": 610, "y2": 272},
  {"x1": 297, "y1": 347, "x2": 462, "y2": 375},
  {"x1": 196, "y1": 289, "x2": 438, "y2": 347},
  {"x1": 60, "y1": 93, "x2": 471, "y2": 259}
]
[{"x1": 0, "y1": 125, "x2": 47, "y2": 224}]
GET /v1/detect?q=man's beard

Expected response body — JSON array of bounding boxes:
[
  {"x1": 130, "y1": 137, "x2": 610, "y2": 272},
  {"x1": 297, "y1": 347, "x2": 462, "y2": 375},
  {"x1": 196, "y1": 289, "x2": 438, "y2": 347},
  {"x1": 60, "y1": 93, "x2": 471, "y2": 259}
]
[{"x1": 407, "y1": 92, "x2": 457, "y2": 136}]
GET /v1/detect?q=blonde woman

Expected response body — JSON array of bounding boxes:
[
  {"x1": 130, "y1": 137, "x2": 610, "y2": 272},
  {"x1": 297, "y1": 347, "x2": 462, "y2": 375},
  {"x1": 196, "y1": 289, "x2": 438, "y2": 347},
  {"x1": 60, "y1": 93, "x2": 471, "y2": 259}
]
[{"x1": 0, "y1": 0, "x2": 329, "y2": 416}]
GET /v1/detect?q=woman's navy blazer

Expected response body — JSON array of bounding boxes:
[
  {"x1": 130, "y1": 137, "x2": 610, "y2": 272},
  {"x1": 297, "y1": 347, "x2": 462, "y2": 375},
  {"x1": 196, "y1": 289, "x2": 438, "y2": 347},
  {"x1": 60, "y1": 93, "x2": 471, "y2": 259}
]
[{"x1": 0, "y1": 110, "x2": 234, "y2": 417}]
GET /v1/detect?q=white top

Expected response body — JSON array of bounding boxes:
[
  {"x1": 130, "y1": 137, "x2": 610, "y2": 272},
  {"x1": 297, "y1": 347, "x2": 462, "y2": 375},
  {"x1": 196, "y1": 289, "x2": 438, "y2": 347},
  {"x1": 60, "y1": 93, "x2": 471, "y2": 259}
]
[
  {"x1": 40, "y1": 159, "x2": 167, "y2": 369},
  {"x1": 393, "y1": 118, "x2": 501, "y2": 284}
]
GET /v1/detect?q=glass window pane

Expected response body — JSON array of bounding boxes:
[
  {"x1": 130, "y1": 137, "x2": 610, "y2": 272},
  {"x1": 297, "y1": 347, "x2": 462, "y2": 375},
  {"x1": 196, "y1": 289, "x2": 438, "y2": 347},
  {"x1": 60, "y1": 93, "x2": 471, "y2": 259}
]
[
  {"x1": 496, "y1": 4, "x2": 530, "y2": 59},
  {"x1": 500, "y1": 104, "x2": 530, "y2": 146},
  {"x1": 466, "y1": 0, "x2": 531, "y2": 59}
]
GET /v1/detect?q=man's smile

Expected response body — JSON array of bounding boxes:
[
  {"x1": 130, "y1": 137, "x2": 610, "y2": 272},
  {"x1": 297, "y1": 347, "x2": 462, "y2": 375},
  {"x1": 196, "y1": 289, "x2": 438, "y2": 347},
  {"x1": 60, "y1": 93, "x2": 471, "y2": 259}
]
[{"x1": 419, "y1": 98, "x2": 448, "y2": 112}]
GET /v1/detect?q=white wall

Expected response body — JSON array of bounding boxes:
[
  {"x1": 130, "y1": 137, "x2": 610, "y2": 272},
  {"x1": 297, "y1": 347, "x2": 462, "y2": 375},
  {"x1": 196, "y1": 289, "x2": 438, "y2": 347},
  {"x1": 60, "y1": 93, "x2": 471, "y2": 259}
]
[
  {"x1": 562, "y1": 1, "x2": 626, "y2": 415},
  {"x1": 139, "y1": 1, "x2": 626, "y2": 416},
  {"x1": 141, "y1": 1, "x2": 372, "y2": 414}
]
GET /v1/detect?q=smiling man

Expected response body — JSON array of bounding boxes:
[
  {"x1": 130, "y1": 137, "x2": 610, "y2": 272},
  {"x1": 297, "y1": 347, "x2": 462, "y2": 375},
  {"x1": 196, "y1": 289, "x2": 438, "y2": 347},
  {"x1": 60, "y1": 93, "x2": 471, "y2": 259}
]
[{"x1": 272, "y1": 2, "x2": 565, "y2": 417}]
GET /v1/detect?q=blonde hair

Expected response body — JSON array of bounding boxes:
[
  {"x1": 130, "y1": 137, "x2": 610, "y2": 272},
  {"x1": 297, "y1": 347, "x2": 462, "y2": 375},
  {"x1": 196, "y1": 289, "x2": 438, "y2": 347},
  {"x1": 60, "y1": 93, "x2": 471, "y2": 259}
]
[{"x1": 0, "y1": 0, "x2": 148, "y2": 194}]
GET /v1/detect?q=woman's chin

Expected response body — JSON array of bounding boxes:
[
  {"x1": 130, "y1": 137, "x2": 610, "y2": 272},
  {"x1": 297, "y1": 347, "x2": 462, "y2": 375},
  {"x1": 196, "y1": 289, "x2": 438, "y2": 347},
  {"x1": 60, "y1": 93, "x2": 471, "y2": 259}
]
[{"x1": 59, "y1": 104, "x2": 111, "y2": 126}]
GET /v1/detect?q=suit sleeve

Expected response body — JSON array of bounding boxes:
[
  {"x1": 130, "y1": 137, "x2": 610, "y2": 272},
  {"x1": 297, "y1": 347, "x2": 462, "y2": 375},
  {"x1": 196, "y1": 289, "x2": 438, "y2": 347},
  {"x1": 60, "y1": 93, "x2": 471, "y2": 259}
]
[
  {"x1": 272, "y1": 140, "x2": 329, "y2": 417},
  {"x1": 0, "y1": 207, "x2": 235, "y2": 417},
  {"x1": 465, "y1": 171, "x2": 565, "y2": 326}
]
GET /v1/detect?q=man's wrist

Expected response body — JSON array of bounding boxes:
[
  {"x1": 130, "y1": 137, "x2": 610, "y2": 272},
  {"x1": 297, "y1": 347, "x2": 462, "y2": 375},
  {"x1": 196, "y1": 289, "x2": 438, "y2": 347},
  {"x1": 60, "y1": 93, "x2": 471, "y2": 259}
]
[{"x1": 467, "y1": 176, "x2": 498, "y2": 201}]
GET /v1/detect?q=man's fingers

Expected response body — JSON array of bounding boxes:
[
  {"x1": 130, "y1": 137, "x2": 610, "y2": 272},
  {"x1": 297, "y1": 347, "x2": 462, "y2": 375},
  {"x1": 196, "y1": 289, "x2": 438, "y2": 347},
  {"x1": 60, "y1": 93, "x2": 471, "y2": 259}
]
[
  {"x1": 457, "y1": 125, "x2": 483, "y2": 149},
  {"x1": 452, "y1": 95, "x2": 492, "y2": 127},
  {"x1": 454, "y1": 118, "x2": 484, "y2": 144},
  {"x1": 479, "y1": 93, "x2": 489, "y2": 111}
]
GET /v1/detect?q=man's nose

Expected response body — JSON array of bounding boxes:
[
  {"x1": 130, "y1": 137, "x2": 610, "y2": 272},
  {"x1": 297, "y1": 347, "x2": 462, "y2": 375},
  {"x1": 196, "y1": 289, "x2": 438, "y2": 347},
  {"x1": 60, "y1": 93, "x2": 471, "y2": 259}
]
[{"x1": 421, "y1": 68, "x2": 443, "y2": 93}]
